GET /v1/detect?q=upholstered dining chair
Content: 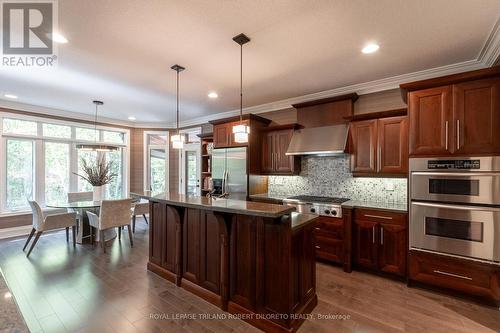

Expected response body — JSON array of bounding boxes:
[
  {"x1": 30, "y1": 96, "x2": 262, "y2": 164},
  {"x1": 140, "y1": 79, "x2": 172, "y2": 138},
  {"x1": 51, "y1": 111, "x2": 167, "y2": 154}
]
[
  {"x1": 131, "y1": 199, "x2": 149, "y2": 233},
  {"x1": 24, "y1": 201, "x2": 77, "y2": 257},
  {"x1": 67, "y1": 191, "x2": 93, "y2": 203},
  {"x1": 86, "y1": 199, "x2": 133, "y2": 253}
]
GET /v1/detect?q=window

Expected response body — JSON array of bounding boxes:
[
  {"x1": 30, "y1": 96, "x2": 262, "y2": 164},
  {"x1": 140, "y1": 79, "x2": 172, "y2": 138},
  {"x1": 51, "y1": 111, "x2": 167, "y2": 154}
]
[
  {"x1": 6, "y1": 139, "x2": 34, "y2": 210},
  {"x1": 103, "y1": 130, "x2": 124, "y2": 144},
  {"x1": 144, "y1": 132, "x2": 169, "y2": 195},
  {"x1": 44, "y1": 142, "x2": 70, "y2": 204},
  {"x1": 43, "y1": 123, "x2": 71, "y2": 139},
  {"x1": 3, "y1": 118, "x2": 37, "y2": 136},
  {"x1": 150, "y1": 148, "x2": 167, "y2": 194},
  {"x1": 1, "y1": 115, "x2": 129, "y2": 214},
  {"x1": 76, "y1": 127, "x2": 98, "y2": 141}
]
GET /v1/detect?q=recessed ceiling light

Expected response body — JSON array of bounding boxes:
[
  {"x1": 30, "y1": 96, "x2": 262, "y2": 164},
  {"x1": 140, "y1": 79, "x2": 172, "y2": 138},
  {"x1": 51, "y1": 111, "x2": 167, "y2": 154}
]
[
  {"x1": 362, "y1": 43, "x2": 380, "y2": 54},
  {"x1": 208, "y1": 92, "x2": 218, "y2": 99},
  {"x1": 51, "y1": 32, "x2": 68, "y2": 44},
  {"x1": 4, "y1": 94, "x2": 18, "y2": 99},
  {"x1": 128, "y1": 116, "x2": 136, "y2": 121}
]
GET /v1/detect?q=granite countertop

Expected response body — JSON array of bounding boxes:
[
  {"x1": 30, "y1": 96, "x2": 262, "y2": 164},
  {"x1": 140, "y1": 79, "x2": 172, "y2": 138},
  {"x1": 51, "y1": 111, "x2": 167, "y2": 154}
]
[
  {"x1": 249, "y1": 193, "x2": 287, "y2": 202},
  {"x1": 132, "y1": 191, "x2": 295, "y2": 218},
  {"x1": 342, "y1": 200, "x2": 408, "y2": 212},
  {"x1": 0, "y1": 269, "x2": 28, "y2": 332},
  {"x1": 290, "y1": 212, "x2": 319, "y2": 229}
]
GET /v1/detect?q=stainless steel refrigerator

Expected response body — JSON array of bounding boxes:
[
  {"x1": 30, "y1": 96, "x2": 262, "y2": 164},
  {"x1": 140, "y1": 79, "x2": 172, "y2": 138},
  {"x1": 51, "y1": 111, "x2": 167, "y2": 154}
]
[{"x1": 211, "y1": 147, "x2": 247, "y2": 200}]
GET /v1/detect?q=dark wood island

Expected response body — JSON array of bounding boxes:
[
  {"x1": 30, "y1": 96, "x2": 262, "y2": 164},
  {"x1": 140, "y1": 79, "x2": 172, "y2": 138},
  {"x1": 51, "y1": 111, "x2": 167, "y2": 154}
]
[{"x1": 133, "y1": 192, "x2": 318, "y2": 333}]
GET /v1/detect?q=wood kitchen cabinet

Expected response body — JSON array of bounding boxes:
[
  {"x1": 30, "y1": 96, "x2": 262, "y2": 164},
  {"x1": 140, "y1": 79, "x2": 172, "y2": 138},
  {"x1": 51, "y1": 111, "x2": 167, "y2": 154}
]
[
  {"x1": 260, "y1": 125, "x2": 300, "y2": 175},
  {"x1": 350, "y1": 114, "x2": 408, "y2": 176},
  {"x1": 401, "y1": 67, "x2": 500, "y2": 157},
  {"x1": 353, "y1": 209, "x2": 407, "y2": 277},
  {"x1": 213, "y1": 120, "x2": 249, "y2": 148}
]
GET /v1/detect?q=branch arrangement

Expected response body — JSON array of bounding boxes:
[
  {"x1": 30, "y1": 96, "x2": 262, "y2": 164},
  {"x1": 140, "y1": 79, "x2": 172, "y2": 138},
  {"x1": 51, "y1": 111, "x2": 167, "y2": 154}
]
[{"x1": 74, "y1": 156, "x2": 117, "y2": 186}]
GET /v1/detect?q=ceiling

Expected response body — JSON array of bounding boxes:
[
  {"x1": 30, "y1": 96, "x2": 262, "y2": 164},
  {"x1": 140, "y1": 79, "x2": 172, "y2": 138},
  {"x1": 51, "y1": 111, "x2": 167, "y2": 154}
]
[{"x1": 1, "y1": 0, "x2": 499, "y2": 127}]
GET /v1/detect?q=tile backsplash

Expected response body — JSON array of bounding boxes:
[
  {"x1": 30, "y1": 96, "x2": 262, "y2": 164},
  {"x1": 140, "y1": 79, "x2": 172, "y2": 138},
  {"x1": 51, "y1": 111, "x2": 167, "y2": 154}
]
[{"x1": 268, "y1": 155, "x2": 407, "y2": 203}]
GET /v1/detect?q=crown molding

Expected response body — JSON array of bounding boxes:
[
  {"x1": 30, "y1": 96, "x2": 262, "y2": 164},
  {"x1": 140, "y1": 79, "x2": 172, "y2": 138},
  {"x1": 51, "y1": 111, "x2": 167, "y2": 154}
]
[{"x1": 478, "y1": 17, "x2": 500, "y2": 67}]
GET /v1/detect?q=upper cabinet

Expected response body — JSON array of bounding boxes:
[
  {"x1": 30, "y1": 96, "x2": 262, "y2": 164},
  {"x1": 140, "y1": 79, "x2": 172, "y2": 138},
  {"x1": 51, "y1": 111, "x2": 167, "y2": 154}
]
[
  {"x1": 212, "y1": 120, "x2": 249, "y2": 148},
  {"x1": 349, "y1": 111, "x2": 408, "y2": 177},
  {"x1": 401, "y1": 66, "x2": 500, "y2": 157},
  {"x1": 260, "y1": 125, "x2": 300, "y2": 175}
]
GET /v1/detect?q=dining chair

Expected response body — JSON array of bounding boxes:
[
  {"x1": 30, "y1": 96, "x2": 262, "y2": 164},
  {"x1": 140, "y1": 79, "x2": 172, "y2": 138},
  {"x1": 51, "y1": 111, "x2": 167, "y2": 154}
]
[
  {"x1": 24, "y1": 201, "x2": 77, "y2": 257},
  {"x1": 131, "y1": 199, "x2": 149, "y2": 233},
  {"x1": 67, "y1": 191, "x2": 93, "y2": 203},
  {"x1": 86, "y1": 199, "x2": 133, "y2": 253}
]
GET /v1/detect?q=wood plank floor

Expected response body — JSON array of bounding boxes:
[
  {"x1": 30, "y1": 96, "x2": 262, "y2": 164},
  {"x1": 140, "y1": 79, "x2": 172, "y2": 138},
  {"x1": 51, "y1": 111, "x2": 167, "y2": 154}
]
[{"x1": 0, "y1": 218, "x2": 498, "y2": 333}]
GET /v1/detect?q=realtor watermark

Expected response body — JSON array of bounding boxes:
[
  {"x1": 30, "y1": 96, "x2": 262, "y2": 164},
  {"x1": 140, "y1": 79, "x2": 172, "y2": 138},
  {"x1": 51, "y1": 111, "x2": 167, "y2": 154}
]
[
  {"x1": 149, "y1": 312, "x2": 351, "y2": 321},
  {"x1": 1, "y1": 0, "x2": 58, "y2": 67}
]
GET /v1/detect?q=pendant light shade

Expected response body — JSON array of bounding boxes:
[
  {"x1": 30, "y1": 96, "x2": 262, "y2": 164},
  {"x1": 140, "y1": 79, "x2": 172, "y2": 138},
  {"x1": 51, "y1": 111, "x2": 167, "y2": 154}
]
[
  {"x1": 232, "y1": 33, "x2": 250, "y2": 143},
  {"x1": 171, "y1": 64, "x2": 185, "y2": 149},
  {"x1": 76, "y1": 101, "x2": 118, "y2": 151}
]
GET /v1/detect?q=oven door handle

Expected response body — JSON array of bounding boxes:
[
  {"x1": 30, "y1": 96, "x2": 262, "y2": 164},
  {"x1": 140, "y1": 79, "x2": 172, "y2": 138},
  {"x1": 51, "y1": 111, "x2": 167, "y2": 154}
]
[
  {"x1": 412, "y1": 201, "x2": 500, "y2": 212},
  {"x1": 411, "y1": 172, "x2": 500, "y2": 177}
]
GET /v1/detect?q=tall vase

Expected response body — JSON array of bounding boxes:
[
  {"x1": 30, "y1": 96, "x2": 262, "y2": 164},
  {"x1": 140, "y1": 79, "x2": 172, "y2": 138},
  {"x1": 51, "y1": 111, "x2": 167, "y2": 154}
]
[{"x1": 93, "y1": 186, "x2": 103, "y2": 201}]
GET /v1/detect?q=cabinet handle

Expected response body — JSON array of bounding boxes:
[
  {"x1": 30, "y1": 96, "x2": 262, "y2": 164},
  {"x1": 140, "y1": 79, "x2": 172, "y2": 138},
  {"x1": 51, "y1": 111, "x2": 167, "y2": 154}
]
[
  {"x1": 377, "y1": 145, "x2": 381, "y2": 171},
  {"x1": 445, "y1": 121, "x2": 449, "y2": 150},
  {"x1": 364, "y1": 214, "x2": 393, "y2": 220},
  {"x1": 433, "y1": 270, "x2": 472, "y2": 281},
  {"x1": 372, "y1": 226, "x2": 375, "y2": 243},
  {"x1": 380, "y1": 228, "x2": 384, "y2": 245},
  {"x1": 315, "y1": 245, "x2": 321, "y2": 249},
  {"x1": 456, "y1": 119, "x2": 460, "y2": 151},
  {"x1": 315, "y1": 227, "x2": 321, "y2": 231}
]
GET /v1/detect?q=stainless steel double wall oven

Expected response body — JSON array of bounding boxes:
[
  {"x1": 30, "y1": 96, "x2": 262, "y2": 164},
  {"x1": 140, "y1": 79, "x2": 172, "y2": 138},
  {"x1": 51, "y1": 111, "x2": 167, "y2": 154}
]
[{"x1": 410, "y1": 156, "x2": 500, "y2": 263}]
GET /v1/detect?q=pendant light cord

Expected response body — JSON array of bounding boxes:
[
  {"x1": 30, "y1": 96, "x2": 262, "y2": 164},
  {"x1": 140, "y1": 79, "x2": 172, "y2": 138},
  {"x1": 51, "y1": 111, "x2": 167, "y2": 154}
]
[
  {"x1": 240, "y1": 43, "x2": 243, "y2": 123},
  {"x1": 94, "y1": 103, "x2": 98, "y2": 143},
  {"x1": 176, "y1": 70, "x2": 180, "y2": 135}
]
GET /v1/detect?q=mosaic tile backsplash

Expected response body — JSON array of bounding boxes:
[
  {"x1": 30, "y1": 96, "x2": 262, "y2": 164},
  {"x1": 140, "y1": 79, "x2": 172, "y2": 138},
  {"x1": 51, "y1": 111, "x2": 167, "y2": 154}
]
[{"x1": 268, "y1": 155, "x2": 407, "y2": 203}]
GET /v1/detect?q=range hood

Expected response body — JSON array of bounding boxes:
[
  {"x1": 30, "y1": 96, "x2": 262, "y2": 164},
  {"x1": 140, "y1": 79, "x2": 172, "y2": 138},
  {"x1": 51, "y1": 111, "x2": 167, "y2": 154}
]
[{"x1": 286, "y1": 124, "x2": 348, "y2": 156}]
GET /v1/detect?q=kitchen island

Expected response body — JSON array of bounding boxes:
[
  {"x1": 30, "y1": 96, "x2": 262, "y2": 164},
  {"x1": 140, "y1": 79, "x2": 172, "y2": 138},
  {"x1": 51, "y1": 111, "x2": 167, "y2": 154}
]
[{"x1": 133, "y1": 191, "x2": 318, "y2": 333}]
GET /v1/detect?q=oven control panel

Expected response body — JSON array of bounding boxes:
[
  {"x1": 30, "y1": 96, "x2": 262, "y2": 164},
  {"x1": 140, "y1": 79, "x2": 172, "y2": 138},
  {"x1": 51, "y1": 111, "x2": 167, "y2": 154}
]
[{"x1": 427, "y1": 159, "x2": 480, "y2": 170}]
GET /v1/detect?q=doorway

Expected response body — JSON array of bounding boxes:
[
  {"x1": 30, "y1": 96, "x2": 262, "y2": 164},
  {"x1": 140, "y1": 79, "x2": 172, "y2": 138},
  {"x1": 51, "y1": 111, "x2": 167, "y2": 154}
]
[{"x1": 179, "y1": 143, "x2": 201, "y2": 196}]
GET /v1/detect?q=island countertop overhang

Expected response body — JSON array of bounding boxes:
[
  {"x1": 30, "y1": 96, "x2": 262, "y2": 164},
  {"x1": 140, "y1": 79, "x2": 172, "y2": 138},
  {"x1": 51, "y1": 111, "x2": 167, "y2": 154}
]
[{"x1": 132, "y1": 191, "x2": 296, "y2": 219}]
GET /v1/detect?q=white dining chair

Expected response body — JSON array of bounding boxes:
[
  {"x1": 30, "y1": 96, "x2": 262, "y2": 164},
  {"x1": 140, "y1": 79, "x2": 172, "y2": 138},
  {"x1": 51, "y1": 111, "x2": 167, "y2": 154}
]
[
  {"x1": 131, "y1": 200, "x2": 149, "y2": 233},
  {"x1": 67, "y1": 191, "x2": 93, "y2": 203},
  {"x1": 24, "y1": 201, "x2": 77, "y2": 257},
  {"x1": 87, "y1": 199, "x2": 133, "y2": 253}
]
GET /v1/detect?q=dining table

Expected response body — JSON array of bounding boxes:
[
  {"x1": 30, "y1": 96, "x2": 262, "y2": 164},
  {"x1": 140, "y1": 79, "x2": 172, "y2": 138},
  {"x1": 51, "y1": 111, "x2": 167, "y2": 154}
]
[{"x1": 46, "y1": 197, "x2": 139, "y2": 244}]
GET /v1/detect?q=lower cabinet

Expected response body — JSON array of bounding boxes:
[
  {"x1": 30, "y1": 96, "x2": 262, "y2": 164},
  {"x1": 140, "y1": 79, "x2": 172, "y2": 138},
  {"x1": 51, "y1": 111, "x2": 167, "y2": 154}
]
[
  {"x1": 353, "y1": 209, "x2": 407, "y2": 277},
  {"x1": 409, "y1": 250, "x2": 500, "y2": 305},
  {"x1": 314, "y1": 216, "x2": 344, "y2": 264}
]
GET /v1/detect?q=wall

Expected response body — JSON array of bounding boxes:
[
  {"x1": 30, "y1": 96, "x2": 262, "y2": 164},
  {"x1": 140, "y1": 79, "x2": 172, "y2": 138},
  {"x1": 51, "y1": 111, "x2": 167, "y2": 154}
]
[{"x1": 268, "y1": 155, "x2": 407, "y2": 203}]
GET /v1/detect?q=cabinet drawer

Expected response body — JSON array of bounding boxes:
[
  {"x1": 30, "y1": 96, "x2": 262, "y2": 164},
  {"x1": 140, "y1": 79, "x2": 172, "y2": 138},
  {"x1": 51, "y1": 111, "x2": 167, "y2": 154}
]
[
  {"x1": 315, "y1": 236, "x2": 343, "y2": 263},
  {"x1": 354, "y1": 208, "x2": 406, "y2": 225},
  {"x1": 314, "y1": 217, "x2": 343, "y2": 239},
  {"x1": 409, "y1": 251, "x2": 500, "y2": 302}
]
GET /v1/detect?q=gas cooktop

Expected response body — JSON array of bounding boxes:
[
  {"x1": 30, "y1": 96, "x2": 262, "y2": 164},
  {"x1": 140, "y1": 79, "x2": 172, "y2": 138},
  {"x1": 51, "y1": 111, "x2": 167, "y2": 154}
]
[{"x1": 284, "y1": 195, "x2": 350, "y2": 204}]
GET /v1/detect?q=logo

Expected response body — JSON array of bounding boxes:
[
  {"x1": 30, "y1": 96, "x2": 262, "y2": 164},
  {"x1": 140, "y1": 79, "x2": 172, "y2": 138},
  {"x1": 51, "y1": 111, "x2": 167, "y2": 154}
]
[{"x1": 1, "y1": 0, "x2": 58, "y2": 67}]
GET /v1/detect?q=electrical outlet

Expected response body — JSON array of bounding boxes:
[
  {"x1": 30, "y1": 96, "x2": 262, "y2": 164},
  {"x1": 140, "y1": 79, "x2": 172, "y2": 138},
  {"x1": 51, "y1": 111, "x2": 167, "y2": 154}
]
[{"x1": 385, "y1": 180, "x2": 395, "y2": 191}]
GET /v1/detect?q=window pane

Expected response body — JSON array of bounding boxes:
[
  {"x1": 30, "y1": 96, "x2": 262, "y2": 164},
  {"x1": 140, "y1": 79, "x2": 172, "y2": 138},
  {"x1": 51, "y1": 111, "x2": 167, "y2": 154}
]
[
  {"x1": 3, "y1": 118, "x2": 37, "y2": 136},
  {"x1": 186, "y1": 151, "x2": 197, "y2": 195},
  {"x1": 6, "y1": 139, "x2": 34, "y2": 210},
  {"x1": 150, "y1": 148, "x2": 166, "y2": 195},
  {"x1": 148, "y1": 134, "x2": 167, "y2": 145},
  {"x1": 45, "y1": 142, "x2": 70, "y2": 204},
  {"x1": 102, "y1": 131, "x2": 124, "y2": 144},
  {"x1": 76, "y1": 127, "x2": 98, "y2": 141},
  {"x1": 106, "y1": 149, "x2": 123, "y2": 199},
  {"x1": 43, "y1": 123, "x2": 71, "y2": 139},
  {"x1": 77, "y1": 150, "x2": 97, "y2": 192}
]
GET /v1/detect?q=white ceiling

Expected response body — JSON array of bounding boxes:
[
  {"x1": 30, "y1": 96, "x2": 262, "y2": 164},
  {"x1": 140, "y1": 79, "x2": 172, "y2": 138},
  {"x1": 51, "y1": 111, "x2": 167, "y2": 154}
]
[{"x1": 1, "y1": 0, "x2": 499, "y2": 127}]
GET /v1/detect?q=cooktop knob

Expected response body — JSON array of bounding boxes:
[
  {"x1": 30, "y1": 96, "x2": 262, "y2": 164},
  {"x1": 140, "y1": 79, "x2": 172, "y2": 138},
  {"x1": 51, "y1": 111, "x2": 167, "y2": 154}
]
[
  {"x1": 324, "y1": 209, "x2": 330, "y2": 215},
  {"x1": 310, "y1": 208, "x2": 316, "y2": 213},
  {"x1": 331, "y1": 210, "x2": 338, "y2": 216}
]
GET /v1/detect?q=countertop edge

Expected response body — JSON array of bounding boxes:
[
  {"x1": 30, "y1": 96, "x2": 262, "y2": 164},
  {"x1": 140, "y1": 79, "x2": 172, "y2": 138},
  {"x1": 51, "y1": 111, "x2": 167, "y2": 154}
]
[{"x1": 342, "y1": 200, "x2": 408, "y2": 213}]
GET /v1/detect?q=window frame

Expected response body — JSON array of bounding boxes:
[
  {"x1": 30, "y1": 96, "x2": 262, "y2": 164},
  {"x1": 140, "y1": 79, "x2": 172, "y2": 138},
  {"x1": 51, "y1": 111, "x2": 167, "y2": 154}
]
[
  {"x1": 143, "y1": 131, "x2": 170, "y2": 193},
  {"x1": 0, "y1": 112, "x2": 130, "y2": 216}
]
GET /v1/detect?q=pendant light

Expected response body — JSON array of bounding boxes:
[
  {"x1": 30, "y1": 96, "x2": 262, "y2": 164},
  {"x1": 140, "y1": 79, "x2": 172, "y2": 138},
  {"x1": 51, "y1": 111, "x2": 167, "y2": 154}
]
[
  {"x1": 170, "y1": 64, "x2": 185, "y2": 149},
  {"x1": 232, "y1": 33, "x2": 251, "y2": 143},
  {"x1": 76, "y1": 100, "x2": 118, "y2": 152}
]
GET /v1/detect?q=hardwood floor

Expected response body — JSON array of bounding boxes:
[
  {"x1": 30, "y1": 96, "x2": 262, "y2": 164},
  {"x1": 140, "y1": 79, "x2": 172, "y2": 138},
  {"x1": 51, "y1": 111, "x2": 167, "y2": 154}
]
[{"x1": 0, "y1": 218, "x2": 498, "y2": 333}]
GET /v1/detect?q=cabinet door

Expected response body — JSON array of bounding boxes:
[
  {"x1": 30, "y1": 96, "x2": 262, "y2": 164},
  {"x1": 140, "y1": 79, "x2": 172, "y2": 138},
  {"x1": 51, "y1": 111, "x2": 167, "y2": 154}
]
[
  {"x1": 378, "y1": 116, "x2": 408, "y2": 174},
  {"x1": 261, "y1": 131, "x2": 274, "y2": 173},
  {"x1": 453, "y1": 78, "x2": 500, "y2": 155},
  {"x1": 351, "y1": 120, "x2": 378, "y2": 174},
  {"x1": 274, "y1": 130, "x2": 295, "y2": 173},
  {"x1": 378, "y1": 222, "x2": 407, "y2": 276},
  {"x1": 213, "y1": 124, "x2": 230, "y2": 148},
  {"x1": 408, "y1": 86, "x2": 452, "y2": 156},
  {"x1": 149, "y1": 202, "x2": 164, "y2": 266},
  {"x1": 183, "y1": 208, "x2": 201, "y2": 284},
  {"x1": 353, "y1": 219, "x2": 378, "y2": 269}
]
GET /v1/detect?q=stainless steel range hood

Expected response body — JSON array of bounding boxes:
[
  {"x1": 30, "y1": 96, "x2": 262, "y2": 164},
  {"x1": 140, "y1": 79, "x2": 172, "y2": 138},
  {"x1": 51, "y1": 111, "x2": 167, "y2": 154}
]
[{"x1": 285, "y1": 124, "x2": 348, "y2": 156}]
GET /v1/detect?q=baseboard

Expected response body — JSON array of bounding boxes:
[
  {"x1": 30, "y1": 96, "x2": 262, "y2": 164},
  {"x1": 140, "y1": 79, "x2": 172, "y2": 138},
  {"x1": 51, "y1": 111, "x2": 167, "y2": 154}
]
[{"x1": 0, "y1": 225, "x2": 32, "y2": 240}]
